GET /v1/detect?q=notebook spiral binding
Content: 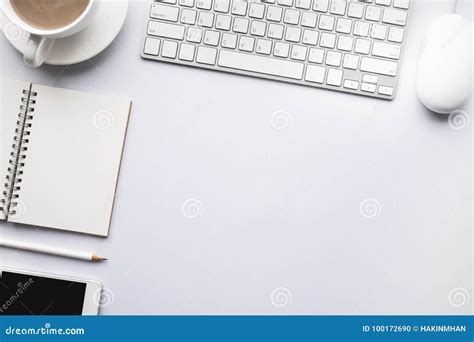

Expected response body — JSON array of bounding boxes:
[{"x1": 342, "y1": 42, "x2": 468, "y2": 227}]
[{"x1": 1, "y1": 88, "x2": 37, "y2": 217}]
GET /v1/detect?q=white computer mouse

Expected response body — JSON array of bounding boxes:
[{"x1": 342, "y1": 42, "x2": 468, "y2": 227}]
[{"x1": 416, "y1": 14, "x2": 473, "y2": 114}]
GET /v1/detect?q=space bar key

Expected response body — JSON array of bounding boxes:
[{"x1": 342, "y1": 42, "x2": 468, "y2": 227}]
[{"x1": 218, "y1": 51, "x2": 304, "y2": 80}]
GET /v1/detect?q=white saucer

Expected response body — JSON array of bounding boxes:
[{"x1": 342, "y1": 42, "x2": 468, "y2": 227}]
[{"x1": 0, "y1": 0, "x2": 128, "y2": 65}]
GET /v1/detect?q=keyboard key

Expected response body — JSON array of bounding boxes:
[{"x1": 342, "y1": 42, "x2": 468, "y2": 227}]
[
  {"x1": 148, "y1": 21, "x2": 185, "y2": 40},
  {"x1": 204, "y1": 30, "x2": 220, "y2": 45},
  {"x1": 274, "y1": 42, "x2": 290, "y2": 57},
  {"x1": 308, "y1": 48, "x2": 324, "y2": 63},
  {"x1": 214, "y1": 0, "x2": 230, "y2": 13},
  {"x1": 249, "y1": 3, "x2": 265, "y2": 19},
  {"x1": 186, "y1": 27, "x2": 203, "y2": 42},
  {"x1": 354, "y1": 38, "x2": 371, "y2": 54},
  {"x1": 285, "y1": 27, "x2": 302, "y2": 42},
  {"x1": 347, "y1": 3, "x2": 364, "y2": 18},
  {"x1": 342, "y1": 54, "x2": 358, "y2": 70},
  {"x1": 218, "y1": 50, "x2": 304, "y2": 79},
  {"x1": 198, "y1": 12, "x2": 214, "y2": 27},
  {"x1": 231, "y1": 1, "x2": 247, "y2": 16},
  {"x1": 393, "y1": 0, "x2": 409, "y2": 9},
  {"x1": 360, "y1": 57, "x2": 398, "y2": 76},
  {"x1": 343, "y1": 54, "x2": 359, "y2": 69},
  {"x1": 196, "y1": 46, "x2": 217, "y2": 64},
  {"x1": 330, "y1": 0, "x2": 347, "y2": 16},
  {"x1": 365, "y1": 6, "x2": 381, "y2": 22},
  {"x1": 382, "y1": 8, "x2": 407, "y2": 26},
  {"x1": 305, "y1": 65, "x2": 326, "y2": 83},
  {"x1": 302, "y1": 30, "x2": 319, "y2": 45},
  {"x1": 178, "y1": 0, "x2": 194, "y2": 7},
  {"x1": 301, "y1": 12, "x2": 317, "y2": 28},
  {"x1": 266, "y1": 6, "x2": 283, "y2": 22},
  {"x1": 256, "y1": 39, "x2": 272, "y2": 54},
  {"x1": 181, "y1": 9, "x2": 197, "y2": 24},
  {"x1": 284, "y1": 9, "x2": 300, "y2": 25},
  {"x1": 179, "y1": 43, "x2": 195, "y2": 61},
  {"x1": 361, "y1": 82, "x2": 376, "y2": 92},
  {"x1": 295, "y1": 0, "x2": 311, "y2": 10},
  {"x1": 162, "y1": 40, "x2": 178, "y2": 58},
  {"x1": 343, "y1": 79, "x2": 359, "y2": 90},
  {"x1": 371, "y1": 24, "x2": 387, "y2": 40},
  {"x1": 336, "y1": 18, "x2": 352, "y2": 34},
  {"x1": 372, "y1": 42, "x2": 401, "y2": 60},
  {"x1": 268, "y1": 23, "x2": 284, "y2": 39},
  {"x1": 216, "y1": 15, "x2": 232, "y2": 30},
  {"x1": 278, "y1": 0, "x2": 293, "y2": 6},
  {"x1": 363, "y1": 75, "x2": 378, "y2": 84},
  {"x1": 325, "y1": 51, "x2": 342, "y2": 67},
  {"x1": 150, "y1": 4, "x2": 180, "y2": 22},
  {"x1": 157, "y1": 0, "x2": 177, "y2": 4},
  {"x1": 375, "y1": 0, "x2": 391, "y2": 6},
  {"x1": 250, "y1": 21, "x2": 267, "y2": 36},
  {"x1": 388, "y1": 27, "x2": 404, "y2": 43},
  {"x1": 326, "y1": 68, "x2": 343, "y2": 86},
  {"x1": 233, "y1": 17, "x2": 249, "y2": 33},
  {"x1": 353, "y1": 21, "x2": 370, "y2": 36},
  {"x1": 320, "y1": 32, "x2": 336, "y2": 48},
  {"x1": 318, "y1": 15, "x2": 335, "y2": 31},
  {"x1": 144, "y1": 37, "x2": 160, "y2": 55},
  {"x1": 291, "y1": 45, "x2": 307, "y2": 61},
  {"x1": 239, "y1": 36, "x2": 255, "y2": 52},
  {"x1": 313, "y1": 0, "x2": 329, "y2": 12},
  {"x1": 222, "y1": 33, "x2": 238, "y2": 48},
  {"x1": 196, "y1": 0, "x2": 212, "y2": 10},
  {"x1": 378, "y1": 85, "x2": 394, "y2": 96},
  {"x1": 337, "y1": 36, "x2": 353, "y2": 51}
]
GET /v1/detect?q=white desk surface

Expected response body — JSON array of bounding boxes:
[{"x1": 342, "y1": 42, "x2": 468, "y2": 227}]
[{"x1": 0, "y1": 0, "x2": 472, "y2": 315}]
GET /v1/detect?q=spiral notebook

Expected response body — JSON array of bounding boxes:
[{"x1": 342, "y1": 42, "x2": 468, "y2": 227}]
[{"x1": 0, "y1": 79, "x2": 131, "y2": 236}]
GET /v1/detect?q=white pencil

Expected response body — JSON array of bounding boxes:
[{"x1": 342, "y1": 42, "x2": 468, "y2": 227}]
[{"x1": 0, "y1": 239, "x2": 107, "y2": 262}]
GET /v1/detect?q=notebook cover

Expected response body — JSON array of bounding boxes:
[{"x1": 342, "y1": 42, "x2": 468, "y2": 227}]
[{"x1": 6, "y1": 82, "x2": 131, "y2": 236}]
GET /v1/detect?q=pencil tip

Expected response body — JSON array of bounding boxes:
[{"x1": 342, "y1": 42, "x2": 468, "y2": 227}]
[{"x1": 92, "y1": 255, "x2": 108, "y2": 262}]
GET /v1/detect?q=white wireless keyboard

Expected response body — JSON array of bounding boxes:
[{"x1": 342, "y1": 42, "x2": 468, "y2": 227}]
[{"x1": 141, "y1": 0, "x2": 410, "y2": 99}]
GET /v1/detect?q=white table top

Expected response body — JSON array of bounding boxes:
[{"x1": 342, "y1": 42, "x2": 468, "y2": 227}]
[{"x1": 0, "y1": 0, "x2": 472, "y2": 315}]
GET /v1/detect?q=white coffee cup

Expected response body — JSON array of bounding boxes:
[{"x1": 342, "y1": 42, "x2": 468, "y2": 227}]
[{"x1": 0, "y1": 0, "x2": 100, "y2": 67}]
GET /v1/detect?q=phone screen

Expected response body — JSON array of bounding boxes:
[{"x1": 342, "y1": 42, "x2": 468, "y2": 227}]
[{"x1": 0, "y1": 270, "x2": 87, "y2": 315}]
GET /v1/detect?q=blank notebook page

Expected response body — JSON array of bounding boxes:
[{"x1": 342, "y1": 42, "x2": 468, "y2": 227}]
[
  {"x1": 0, "y1": 79, "x2": 31, "y2": 221},
  {"x1": 9, "y1": 84, "x2": 131, "y2": 236}
]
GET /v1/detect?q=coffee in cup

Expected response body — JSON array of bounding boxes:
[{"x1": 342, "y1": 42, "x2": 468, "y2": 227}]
[
  {"x1": 10, "y1": 0, "x2": 90, "y2": 30},
  {"x1": 1, "y1": 0, "x2": 99, "y2": 66}
]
